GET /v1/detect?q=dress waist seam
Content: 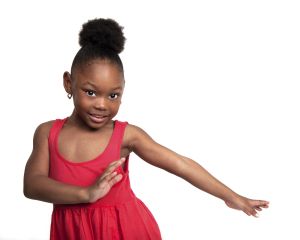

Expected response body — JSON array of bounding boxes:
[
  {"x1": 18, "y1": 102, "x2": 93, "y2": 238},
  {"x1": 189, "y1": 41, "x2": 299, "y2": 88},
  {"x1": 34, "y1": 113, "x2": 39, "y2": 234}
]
[{"x1": 53, "y1": 196, "x2": 137, "y2": 210}]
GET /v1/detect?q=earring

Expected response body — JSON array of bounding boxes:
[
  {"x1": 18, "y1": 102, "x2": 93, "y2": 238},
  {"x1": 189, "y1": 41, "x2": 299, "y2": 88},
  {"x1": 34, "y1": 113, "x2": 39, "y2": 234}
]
[{"x1": 67, "y1": 93, "x2": 72, "y2": 99}]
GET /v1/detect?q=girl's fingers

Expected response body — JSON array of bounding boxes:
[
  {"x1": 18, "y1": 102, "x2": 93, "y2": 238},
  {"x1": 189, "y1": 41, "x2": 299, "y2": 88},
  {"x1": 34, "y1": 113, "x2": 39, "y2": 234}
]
[
  {"x1": 249, "y1": 200, "x2": 269, "y2": 217},
  {"x1": 106, "y1": 158, "x2": 126, "y2": 172},
  {"x1": 100, "y1": 171, "x2": 123, "y2": 188},
  {"x1": 104, "y1": 171, "x2": 118, "y2": 181},
  {"x1": 244, "y1": 210, "x2": 251, "y2": 216},
  {"x1": 99, "y1": 158, "x2": 125, "y2": 180},
  {"x1": 250, "y1": 209, "x2": 260, "y2": 217},
  {"x1": 257, "y1": 200, "x2": 269, "y2": 207},
  {"x1": 109, "y1": 173, "x2": 123, "y2": 185}
]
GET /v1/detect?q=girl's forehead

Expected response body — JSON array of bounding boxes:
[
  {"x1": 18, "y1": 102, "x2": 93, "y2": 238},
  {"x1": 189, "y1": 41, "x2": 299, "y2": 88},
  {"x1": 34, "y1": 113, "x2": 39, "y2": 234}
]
[
  {"x1": 72, "y1": 61, "x2": 124, "y2": 89},
  {"x1": 73, "y1": 60, "x2": 124, "y2": 84}
]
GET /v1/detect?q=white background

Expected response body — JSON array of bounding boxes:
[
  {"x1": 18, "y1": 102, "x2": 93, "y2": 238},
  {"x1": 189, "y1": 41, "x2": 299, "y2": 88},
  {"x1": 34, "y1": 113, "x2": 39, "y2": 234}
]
[{"x1": 0, "y1": 0, "x2": 299, "y2": 239}]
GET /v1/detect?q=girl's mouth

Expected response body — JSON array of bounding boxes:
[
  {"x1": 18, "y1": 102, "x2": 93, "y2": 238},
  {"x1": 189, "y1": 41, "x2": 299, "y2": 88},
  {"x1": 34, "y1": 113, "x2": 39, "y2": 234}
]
[{"x1": 88, "y1": 114, "x2": 108, "y2": 123}]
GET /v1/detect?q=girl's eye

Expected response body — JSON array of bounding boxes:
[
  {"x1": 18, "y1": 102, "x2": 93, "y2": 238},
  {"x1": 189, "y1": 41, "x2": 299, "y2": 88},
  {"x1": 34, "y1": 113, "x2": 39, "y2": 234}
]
[
  {"x1": 86, "y1": 90, "x2": 96, "y2": 97},
  {"x1": 109, "y1": 93, "x2": 119, "y2": 100}
]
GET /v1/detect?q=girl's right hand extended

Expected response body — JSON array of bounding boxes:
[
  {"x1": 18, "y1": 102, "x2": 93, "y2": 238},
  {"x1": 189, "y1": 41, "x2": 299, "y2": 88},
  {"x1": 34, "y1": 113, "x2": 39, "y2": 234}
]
[{"x1": 87, "y1": 158, "x2": 125, "y2": 203}]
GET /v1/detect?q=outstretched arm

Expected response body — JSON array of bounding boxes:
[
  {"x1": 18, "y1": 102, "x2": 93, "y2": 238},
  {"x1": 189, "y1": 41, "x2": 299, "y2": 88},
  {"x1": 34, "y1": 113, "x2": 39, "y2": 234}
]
[{"x1": 124, "y1": 124, "x2": 269, "y2": 217}]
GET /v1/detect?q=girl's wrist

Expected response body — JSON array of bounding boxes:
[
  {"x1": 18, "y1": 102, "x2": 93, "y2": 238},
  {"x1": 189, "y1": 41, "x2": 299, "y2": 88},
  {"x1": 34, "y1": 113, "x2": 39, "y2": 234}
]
[
  {"x1": 222, "y1": 190, "x2": 240, "y2": 203},
  {"x1": 78, "y1": 187, "x2": 91, "y2": 203}
]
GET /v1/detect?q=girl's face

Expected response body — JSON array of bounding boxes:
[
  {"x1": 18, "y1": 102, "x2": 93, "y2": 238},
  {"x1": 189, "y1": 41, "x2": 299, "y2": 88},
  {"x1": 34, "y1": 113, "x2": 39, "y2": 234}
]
[{"x1": 64, "y1": 60, "x2": 124, "y2": 130}]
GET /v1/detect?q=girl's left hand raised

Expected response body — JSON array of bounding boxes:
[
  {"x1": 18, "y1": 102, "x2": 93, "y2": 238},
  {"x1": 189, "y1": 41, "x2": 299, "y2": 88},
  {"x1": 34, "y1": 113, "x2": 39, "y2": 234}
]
[{"x1": 225, "y1": 195, "x2": 269, "y2": 217}]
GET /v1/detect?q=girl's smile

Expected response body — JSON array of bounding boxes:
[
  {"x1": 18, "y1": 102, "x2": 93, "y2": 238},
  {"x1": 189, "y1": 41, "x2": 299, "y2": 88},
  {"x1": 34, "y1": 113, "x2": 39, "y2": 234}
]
[{"x1": 64, "y1": 60, "x2": 125, "y2": 130}]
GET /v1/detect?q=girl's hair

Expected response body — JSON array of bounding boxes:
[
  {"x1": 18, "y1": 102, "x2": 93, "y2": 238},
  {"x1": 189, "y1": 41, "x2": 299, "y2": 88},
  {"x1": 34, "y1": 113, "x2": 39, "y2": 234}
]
[{"x1": 71, "y1": 18, "x2": 126, "y2": 75}]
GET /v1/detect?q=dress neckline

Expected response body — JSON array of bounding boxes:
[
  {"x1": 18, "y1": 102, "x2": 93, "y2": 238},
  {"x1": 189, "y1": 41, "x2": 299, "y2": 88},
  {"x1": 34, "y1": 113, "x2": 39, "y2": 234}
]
[{"x1": 54, "y1": 118, "x2": 118, "y2": 165}]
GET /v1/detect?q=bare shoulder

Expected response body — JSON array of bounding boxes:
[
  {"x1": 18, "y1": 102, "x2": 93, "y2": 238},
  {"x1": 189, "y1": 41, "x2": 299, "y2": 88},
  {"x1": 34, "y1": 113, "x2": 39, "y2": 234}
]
[
  {"x1": 33, "y1": 120, "x2": 55, "y2": 139},
  {"x1": 123, "y1": 123, "x2": 155, "y2": 152},
  {"x1": 122, "y1": 123, "x2": 180, "y2": 169},
  {"x1": 124, "y1": 123, "x2": 152, "y2": 139},
  {"x1": 36, "y1": 120, "x2": 55, "y2": 132},
  {"x1": 24, "y1": 120, "x2": 56, "y2": 178}
]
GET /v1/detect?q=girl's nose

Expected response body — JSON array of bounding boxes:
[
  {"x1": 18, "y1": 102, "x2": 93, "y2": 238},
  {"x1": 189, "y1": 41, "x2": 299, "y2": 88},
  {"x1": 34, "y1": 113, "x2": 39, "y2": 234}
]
[{"x1": 94, "y1": 97, "x2": 107, "y2": 110}]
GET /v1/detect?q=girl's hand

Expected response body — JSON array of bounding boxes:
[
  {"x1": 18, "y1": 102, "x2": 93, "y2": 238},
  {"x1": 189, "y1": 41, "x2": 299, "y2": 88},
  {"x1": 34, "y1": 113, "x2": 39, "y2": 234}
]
[
  {"x1": 225, "y1": 195, "x2": 269, "y2": 217},
  {"x1": 87, "y1": 158, "x2": 125, "y2": 203}
]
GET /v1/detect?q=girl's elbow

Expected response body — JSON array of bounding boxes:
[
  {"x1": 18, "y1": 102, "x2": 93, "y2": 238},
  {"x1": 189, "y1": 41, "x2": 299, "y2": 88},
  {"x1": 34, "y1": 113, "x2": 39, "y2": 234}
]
[
  {"x1": 23, "y1": 178, "x2": 37, "y2": 199},
  {"x1": 23, "y1": 182, "x2": 33, "y2": 199},
  {"x1": 168, "y1": 157, "x2": 188, "y2": 177},
  {"x1": 172, "y1": 157, "x2": 193, "y2": 178}
]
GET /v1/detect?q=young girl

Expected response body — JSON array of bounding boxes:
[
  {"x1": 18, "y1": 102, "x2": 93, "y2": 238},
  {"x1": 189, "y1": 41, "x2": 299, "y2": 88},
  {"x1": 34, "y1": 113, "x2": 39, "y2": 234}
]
[{"x1": 23, "y1": 18, "x2": 269, "y2": 240}]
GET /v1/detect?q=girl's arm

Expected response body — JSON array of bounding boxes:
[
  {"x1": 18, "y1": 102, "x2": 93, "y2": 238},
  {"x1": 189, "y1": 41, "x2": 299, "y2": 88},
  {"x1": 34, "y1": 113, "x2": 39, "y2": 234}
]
[
  {"x1": 125, "y1": 124, "x2": 269, "y2": 217},
  {"x1": 23, "y1": 122, "x2": 123, "y2": 204}
]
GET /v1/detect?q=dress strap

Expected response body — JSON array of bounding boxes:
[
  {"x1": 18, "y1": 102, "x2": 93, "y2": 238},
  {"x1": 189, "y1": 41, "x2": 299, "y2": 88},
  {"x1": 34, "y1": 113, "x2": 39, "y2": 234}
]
[
  {"x1": 48, "y1": 118, "x2": 67, "y2": 154},
  {"x1": 113, "y1": 120, "x2": 128, "y2": 156},
  {"x1": 113, "y1": 120, "x2": 129, "y2": 171}
]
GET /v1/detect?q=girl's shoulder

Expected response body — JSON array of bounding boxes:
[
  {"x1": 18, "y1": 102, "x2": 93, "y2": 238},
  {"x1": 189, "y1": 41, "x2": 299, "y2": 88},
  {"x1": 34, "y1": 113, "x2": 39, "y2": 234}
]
[
  {"x1": 33, "y1": 120, "x2": 56, "y2": 140},
  {"x1": 123, "y1": 123, "x2": 153, "y2": 150},
  {"x1": 123, "y1": 123, "x2": 144, "y2": 138}
]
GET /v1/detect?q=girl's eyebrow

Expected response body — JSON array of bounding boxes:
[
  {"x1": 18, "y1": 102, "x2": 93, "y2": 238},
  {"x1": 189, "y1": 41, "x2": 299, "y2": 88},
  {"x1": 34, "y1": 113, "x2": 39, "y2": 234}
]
[
  {"x1": 112, "y1": 86, "x2": 123, "y2": 91},
  {"x1": 82, "y1": 82, "x2": 97, "y2": 88}
]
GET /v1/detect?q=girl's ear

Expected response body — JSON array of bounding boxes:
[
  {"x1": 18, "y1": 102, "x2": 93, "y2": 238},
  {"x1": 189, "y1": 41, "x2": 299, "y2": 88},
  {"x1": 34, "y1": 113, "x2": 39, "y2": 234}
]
[{"x1": 63, "y1": 71, "x2": 72, "y2": 94}]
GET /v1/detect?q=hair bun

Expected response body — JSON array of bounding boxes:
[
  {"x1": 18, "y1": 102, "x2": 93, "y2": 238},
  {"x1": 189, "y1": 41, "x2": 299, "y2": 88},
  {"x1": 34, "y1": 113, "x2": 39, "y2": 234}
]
[{"x1": 79, "y1": 18, "x2": 125, "y2": 54}]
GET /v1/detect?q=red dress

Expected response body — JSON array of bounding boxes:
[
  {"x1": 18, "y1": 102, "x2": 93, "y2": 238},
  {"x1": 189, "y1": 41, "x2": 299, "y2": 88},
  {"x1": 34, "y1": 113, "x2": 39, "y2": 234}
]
[{"x1": 48, "y1": 118, "x2": 162, "y2": 240}]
